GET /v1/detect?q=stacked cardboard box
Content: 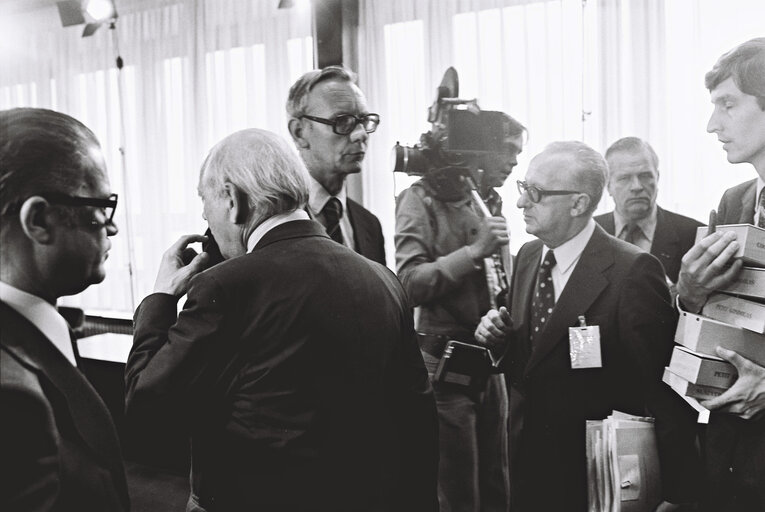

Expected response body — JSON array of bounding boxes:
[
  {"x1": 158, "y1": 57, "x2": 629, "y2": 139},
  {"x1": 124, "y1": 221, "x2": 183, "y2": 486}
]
[{"x1": 667, "y1": 224, "x2": 765, "y2": 422}]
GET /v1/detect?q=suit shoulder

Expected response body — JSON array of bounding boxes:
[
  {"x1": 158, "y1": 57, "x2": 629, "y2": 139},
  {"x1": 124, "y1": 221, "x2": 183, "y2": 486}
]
[
  {"x1": 1, "y1": 346, "x2": 47, "y2": 401},
  {"x1": 593, "y1": 211, "x2": 614, "y2": 223},
  {"x1": 348, "y1": 198, "x2": 382, "y2": 228},
  {"x1": 660, "y1": 208, "x2": 704, "y2": 229},
  {"x1": 724, "y1": 178, "x2": 757, "y2": 197}
]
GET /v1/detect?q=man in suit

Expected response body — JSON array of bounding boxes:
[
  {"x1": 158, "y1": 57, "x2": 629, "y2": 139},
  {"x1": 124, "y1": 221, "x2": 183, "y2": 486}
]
[
  {"x1": 395, "y1": 113, "x2": 525, "y2": 512},
  {"x1": 286, "y1": 65, "x2": 386, "y2": 264},
  {"x1": 0, "y1": 108, "x2": 128, "y2": 511},
  {"x1": 125, "y1": 128, "x2": 438, "y2": 511},
  {"x1": 676, "y1": 37, "x2": 765, "y2": 511},
  {"x1": 475, "y1": 141, "x2": 700, "y2": 511},
  {"x1": 595, "y1": 136, "x2": 703, "y2": 283}
]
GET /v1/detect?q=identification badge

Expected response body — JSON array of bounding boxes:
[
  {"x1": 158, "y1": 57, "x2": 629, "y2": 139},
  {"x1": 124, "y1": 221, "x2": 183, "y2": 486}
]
[{"x1": 569, "y1": 315, "x2": 602, "y2": 369}]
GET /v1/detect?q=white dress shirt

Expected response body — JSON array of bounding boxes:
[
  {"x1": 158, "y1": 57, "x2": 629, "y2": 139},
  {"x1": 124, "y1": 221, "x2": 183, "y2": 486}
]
[
  {"x1": 540, "y1": 219, "x2": 597, "y2": 302},
  {"x1": 614, "y1": 205, "x2": 657, "y2": 253},
  {"x1": 0, "y1": 281, "x2": 77, "y2": 366},
  {"x1": 306, "y1": 175, "x2": 355, "y2": 250},
  {"x1": 247, "y1": 209, "x2": 311, "y2": 253}
]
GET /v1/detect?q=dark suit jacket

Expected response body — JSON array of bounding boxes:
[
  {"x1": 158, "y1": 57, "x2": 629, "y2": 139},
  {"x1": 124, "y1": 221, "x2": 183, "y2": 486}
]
[
  {"x1": 594, "y1": 206, "x2": 704, "y2": 282},
  {"x1": 0, "y1": 303, "x2": 129, "y2": 512},
  {"x1": 125, "y1": 220, "x2": 438, "y2": 511},
  {"x1": 703, "y1": 178, "x2": 765, "y2": 511},
  {"x1": 501, "y1": 225, "x2": 700, "y2": 511},
  {"x1": 347, "y1": 198, "x2": 386, "y2": 265}
]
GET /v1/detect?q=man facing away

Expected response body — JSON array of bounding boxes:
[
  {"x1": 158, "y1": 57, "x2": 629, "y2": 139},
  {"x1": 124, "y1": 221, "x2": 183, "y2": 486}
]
[
  {"x1": 475, "y1": 141, "x2": 700, "y2": 511},
  {"x1": 595, "y1": 136, "x2": 703, "y2": 283},
  {"x1": 124, "y1": 128, "x2": 438, "y2": 511},
  {"x1": 0, "y1": 108, "x2": 128, "y2": 511},
  {"x1": 286, "y1": 65, "x2": 386, "y2": 264},
  {"x1": 676, "y1": 37, "x2": 765, "y2": 511},
  {"x1": 395, "y1": 115, "x2": 525, "y2": 512}
]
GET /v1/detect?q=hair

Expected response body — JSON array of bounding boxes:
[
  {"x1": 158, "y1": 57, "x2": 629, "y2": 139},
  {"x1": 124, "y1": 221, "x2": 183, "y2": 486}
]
[
  {"x1": 198, "y1": 128, "x2": 310, "y2": 240},
  {"x1": 705, "y1": 37, "x2": 765, "y2": 110},
  {"x1": 544, "y1": 141, "x2": 607, "y2": 215},
  {"x1": 505, "y1": 113, "x2": 527, "y2": 141},
  {"x1": 0, "y1": 108, "x2": 103, "y2": 223},
  {"x1": 286, "y1": 65, "x2": 358, "y2": 118},
  {"x1": 604, "y1": 136, "x2": 659, "y2": 172}
]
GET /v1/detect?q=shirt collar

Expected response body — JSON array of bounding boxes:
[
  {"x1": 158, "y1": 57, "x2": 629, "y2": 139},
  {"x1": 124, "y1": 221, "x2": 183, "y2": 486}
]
[
  {"x1": 756, "y1": 177, "x2": 765, "y2": 215},
  {"x1": 0, "y1": 281, "x2": 77, "y2": 366},
  {"x1": 613, "y1": 204, "x2": 658, "y2": 241},
  {"x1": 307, "y1": 174, "x2": 347, "y2": 217},
  {"x1": 542, "y1": 218, "x2": 597, "y2": 275},
  {"x1": 246, "y1": 209, "x2": 310, "y2": 252}
]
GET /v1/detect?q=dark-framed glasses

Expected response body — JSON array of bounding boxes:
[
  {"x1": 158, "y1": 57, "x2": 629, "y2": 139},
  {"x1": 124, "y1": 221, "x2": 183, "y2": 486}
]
[
  {"x1": 42, "y1": 192, "x2": 119, "y2": 226},
  {"x1": 301, "y1": 113, "x2": 380, "y2": 135},
  {"x1": 516, "y1": 180, "x2": 580, "y2": 204}
]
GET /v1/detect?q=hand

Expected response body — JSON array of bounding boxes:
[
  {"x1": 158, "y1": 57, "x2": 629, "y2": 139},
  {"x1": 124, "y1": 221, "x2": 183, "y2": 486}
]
[
  {"x1": 701, "y1": 347, "x2": 765, "y2": 420},
  {"x1": 468, "y1": 216, "x2": 509, "y2": 260},
  {"x1": 676, "y1": 231, "x2": 742, "y2": 313},
  {"x1": 153, "y1": 234, "x2": 211, "y2": 296},
  {"x1": 475, "y1": 306, "x2": 511, "y2": 352}
]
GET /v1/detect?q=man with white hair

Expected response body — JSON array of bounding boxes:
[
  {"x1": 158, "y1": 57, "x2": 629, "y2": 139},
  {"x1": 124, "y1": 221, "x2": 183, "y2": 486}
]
[
  {"x1": 475, "y1": 141, "x2": 700, "y2": 511},
  {"x1": 125, "y1": 128, "x2": 438, "y2": 511}
]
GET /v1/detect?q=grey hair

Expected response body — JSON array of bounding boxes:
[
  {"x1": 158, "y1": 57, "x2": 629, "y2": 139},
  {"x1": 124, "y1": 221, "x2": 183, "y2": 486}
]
[
  {"x1": 286, "y1": 66, "x2": 358, "y2": 118},
  {"x1": 604, "y1": 136, "x2": 659, "y2": 172},
  {"x1": 198, "y1": 128, "x2": 310, "y2": 240},
  {"x1": 544, "y1": 141, "x2": 607, "y2": 215}
]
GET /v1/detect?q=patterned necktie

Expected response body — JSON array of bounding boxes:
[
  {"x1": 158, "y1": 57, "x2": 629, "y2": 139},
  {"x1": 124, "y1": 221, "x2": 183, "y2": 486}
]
[
  {"x1": 758, "y1": 191, "x2": 765, "y2": 228},
  {"x1": 623, "y1": 222, "x2": 641, "y2": 245},
  {"x1": 322, "y1": 197, "x2": 344, "y2": 244},
  {"x1": 529, "y1": 250, "x2": 556, "y2": 349}
]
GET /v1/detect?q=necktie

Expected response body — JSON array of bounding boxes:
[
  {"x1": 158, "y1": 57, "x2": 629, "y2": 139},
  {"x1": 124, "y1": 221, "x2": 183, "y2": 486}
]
[
  {"x1": 322, "y1": 197, "x2": 344, "y2": 244},
  {"x1": 758, "y1": 191, "x2": 765, "y2": 228},
  {"x1": 529, "y1": 250, "x2": 556, "y2": 349},
  {"x1": 623, "y1": 222, "x2": 641, "y2": 245},
  {"x1": 69, "y1": 327, "x2": 82, "y2": 368}
]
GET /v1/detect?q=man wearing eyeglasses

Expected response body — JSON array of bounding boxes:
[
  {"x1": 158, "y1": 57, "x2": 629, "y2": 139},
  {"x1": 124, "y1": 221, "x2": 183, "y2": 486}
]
[
  {"x1": 0, "y1": 108, "x2": 128, "y2": 511},
  {"x1": 394, "y1": 116, "x2": 524, "y2": 512},
  {"x1": 286, "y1": 65, "x2": 386, "y2": 264},
  {"x1": 475, "y1": 141, "x2": 700, "y2": 511}
]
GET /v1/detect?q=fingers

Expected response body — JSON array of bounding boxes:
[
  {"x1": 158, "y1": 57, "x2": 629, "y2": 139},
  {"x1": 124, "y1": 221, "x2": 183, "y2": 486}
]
[
  {"x1": 715, "y1": 346, "x2": 751, "y2": 372},
  {"x1": 167, "y1": 234, "x2": 209, "y2": 257}
]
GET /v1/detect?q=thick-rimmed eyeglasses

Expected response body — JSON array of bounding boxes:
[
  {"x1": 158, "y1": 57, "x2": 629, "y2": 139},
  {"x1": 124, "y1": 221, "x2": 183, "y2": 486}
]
[
  {"x1": 42, "y1": 192, "x2": 119, "y2": 226},
  {"x1": 301, "y1": 113, "x2": 380, "y2": 135},
  {"x1": 516, "y1": 180, "x2": 580, "y2": 203}
]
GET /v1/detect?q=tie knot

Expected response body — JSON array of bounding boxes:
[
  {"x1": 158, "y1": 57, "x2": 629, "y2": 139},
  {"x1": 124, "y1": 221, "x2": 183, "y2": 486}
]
[
  {"x1": 323, "y1": 197, "x2": 343, "y2": 219},
  {"x1": 542, "y1": 250, "x2": 556, "y2": 268}
]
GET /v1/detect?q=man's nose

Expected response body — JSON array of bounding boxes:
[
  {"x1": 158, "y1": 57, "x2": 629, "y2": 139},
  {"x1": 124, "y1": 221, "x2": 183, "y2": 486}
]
[
  {"x1": 349, "y1": 121, "x2": 369, "y2": 143},
  {"x1": 707, "y1": 110, "x2": 720, "y2": 134},
  {"x1": 106, "y1": 221, "x2": 119, "y2": 236}
]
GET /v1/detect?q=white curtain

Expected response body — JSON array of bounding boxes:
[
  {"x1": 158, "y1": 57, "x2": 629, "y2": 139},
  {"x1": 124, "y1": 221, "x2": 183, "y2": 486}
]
[
  {"x1": 1, "y1": 0, "x2": 313, "y2": 312},
  {"x1": 358, "y1": 0, "x2": 765, "y2": 262}
]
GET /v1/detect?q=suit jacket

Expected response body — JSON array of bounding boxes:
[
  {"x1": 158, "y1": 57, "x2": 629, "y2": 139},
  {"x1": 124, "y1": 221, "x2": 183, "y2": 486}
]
[
  {"x1": 125, "y1": 220, "x2": 438, "y2": 511},
  {"x1": 501, "y1": 225, "x2": 699, "y2": 511},
  {"x1": 594, "y1": 205, "x2": 704, "y2": 282},
  {"x1": 0, "y1": 303, "x2": 129, "y2": 512},
  {"x1": 703, "y1": 178, "x2": 765, "y2": 511},
  {"x1": 347, "y1": 198, "x2": 387, "y2": 265}
]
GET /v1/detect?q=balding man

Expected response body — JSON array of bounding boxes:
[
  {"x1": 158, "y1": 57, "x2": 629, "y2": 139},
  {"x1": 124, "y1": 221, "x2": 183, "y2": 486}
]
[{"x1": 475, "y1": 141, "x2": 700, "y2": 511}]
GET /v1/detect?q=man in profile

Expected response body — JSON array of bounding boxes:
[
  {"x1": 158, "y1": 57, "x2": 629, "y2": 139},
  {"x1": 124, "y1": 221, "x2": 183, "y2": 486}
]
[
  {"x1": 676, "y1": 37, "x2": 765, "y2": 510},
  {"x1": 595, "y1": 136, "x2": 703, "y2": 283},
  {"x1": 286, "y1": 65, "x2": 386, "y2": 264},
  {"x1": 125, "y1": 128, "x2": 438, "y2": 511},
  {"x1": 475, "y1": 141, "x2": 700, "y2": 511},
  {"x1": 0, "y1": 108, "x2": 128, "y2": 511}
]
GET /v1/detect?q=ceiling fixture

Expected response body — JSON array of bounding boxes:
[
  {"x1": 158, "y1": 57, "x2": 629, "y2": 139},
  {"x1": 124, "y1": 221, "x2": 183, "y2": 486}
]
[{"x1": 56, "y1": 0, "x2": 118, "y2": 37}]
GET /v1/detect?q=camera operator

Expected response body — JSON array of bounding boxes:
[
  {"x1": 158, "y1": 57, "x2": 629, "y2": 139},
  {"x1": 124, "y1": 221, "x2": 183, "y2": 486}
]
[{"x1": 395, "y1": 115, "x2": 525, "y2": 512}]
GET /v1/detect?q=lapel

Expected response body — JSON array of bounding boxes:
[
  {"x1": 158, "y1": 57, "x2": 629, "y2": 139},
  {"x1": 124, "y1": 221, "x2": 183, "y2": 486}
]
[
  {"x1": 0, "y1": 303, "x2": 122, "y2": 465},
  {"x1": 511, "y1": 241, "x2": 543, "y2": 362},
  {"x1": 254, "y1": 219, "x2": 329, "y2": 251},
  {"x1": 596, "y1": 212, "x2": 616, "y2": 236},
  {"x1": 738, "y1": 180, "x2": 757, "y2": 224},
  {"x1": 523, "y1": 226, "x2": 613, "y2": 377},
  {"x1": 346, "y1": 199, "x2": 371, "y2": 256},
  {"x1": 650, "y1": 206, "x2": 680, "y2": 270}
]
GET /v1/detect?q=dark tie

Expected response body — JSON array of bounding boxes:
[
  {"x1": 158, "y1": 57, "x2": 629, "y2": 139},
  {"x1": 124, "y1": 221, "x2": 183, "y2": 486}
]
[
  {"x1": 69, "y1": 327, "x2": 83, "y2": 368},
  {"x1": 529, "y1": 250, "x2": 556, "y2": 349},
  {"x1": 758, "y1": 191, "x2": 765, "y2": 228},
  {"x1": 322, "y1": 197, "x2": 344, "y2": 244},
  {"x1": 623, "y1": 222, "x2": 641, "y2": 245}
]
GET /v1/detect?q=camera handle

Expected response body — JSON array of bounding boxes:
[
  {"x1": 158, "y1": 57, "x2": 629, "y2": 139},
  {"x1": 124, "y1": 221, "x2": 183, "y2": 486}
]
[{"x1": 468, "y1": 186, "x2": 513, "y2": 310}]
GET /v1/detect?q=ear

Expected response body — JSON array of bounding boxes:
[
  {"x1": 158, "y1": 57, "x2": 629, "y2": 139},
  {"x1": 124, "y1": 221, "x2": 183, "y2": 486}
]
[
  {"x1": 288, "y1": 118, "x2": 309, "y2": 149},
  {"x1": 222, "y1": 182, "x2": 249, "y2": 224},
  {"x1": 18, "y1": 196, "x2": 55, "y2": 245},
  {"x1": 570, "y1": 193, "x2": 591, "y2": 217}
]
